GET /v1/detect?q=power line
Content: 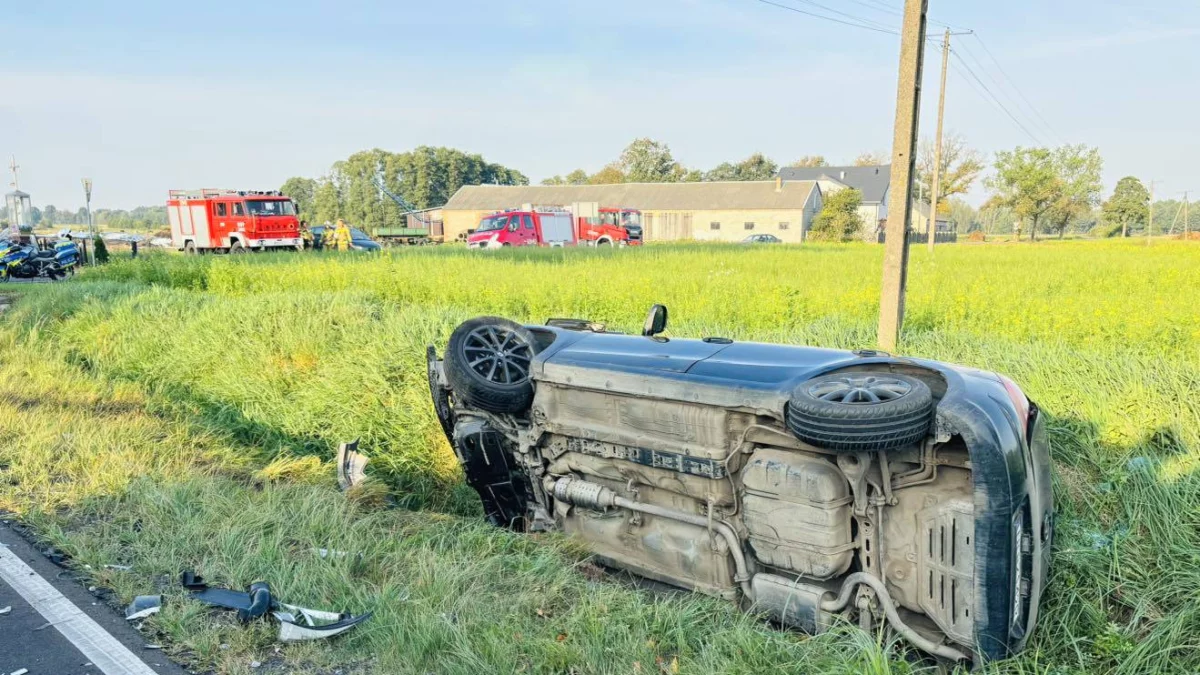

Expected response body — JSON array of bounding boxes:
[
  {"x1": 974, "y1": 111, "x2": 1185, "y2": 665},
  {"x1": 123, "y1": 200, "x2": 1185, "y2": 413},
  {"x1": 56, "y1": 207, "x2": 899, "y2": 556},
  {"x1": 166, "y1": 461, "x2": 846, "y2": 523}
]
[
  {"x1": 953, "y1": 39, "x2": 1060, "y2": 145},
  {"x1": 843, "y1": 0, "x2": 961, "y2": 29},
  {"x1": 948, "y1": 49, "x2": 1046, "y2": 145},
  {"x1": 968, "y1": 33, "x2": 1062, "y2": 144},
  {"x1": 785, "y1": 0, "x2": 898, "y2": 32},
  {"x1": 750, "y1": 0, "x2": 898, "y2": 35}
]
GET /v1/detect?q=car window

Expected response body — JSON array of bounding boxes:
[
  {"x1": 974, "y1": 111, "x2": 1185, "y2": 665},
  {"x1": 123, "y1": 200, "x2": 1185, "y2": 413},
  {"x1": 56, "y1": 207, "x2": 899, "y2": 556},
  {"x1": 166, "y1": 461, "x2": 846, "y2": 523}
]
[
  {"x1": 507, "y1": 217, "x2": 521, "y2": 232},
  {"x1": 232, "y1": 202, "x2": 245, "y2": 216},
  {"x1": 216, "y1": 203, "x2": 227, "y2": 217},
  {"x1": 523, "y1": 215, "x2": 534, "y2": 230},
  {"x1": 351, "y1": 228, "x2": 369, "y2": 239}
]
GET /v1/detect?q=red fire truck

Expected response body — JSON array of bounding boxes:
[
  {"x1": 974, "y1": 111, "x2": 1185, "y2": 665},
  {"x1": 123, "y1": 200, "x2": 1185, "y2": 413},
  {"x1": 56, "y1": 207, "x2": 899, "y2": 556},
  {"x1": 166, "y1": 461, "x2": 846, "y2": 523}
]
[
  {"x1": 167, "y1": 189, "x2": 302, "y2": 254},
  {"x1": 582, "y1": 207, "x2": 643, "y2": 245}
]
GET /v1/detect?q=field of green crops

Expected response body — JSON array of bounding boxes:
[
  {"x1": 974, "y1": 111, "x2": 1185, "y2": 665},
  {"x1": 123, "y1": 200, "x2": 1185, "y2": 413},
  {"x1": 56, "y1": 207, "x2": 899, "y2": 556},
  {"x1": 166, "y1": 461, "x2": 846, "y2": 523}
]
[{"x1": 1, "y1": 240, "x2": 1198, "y2": 674}]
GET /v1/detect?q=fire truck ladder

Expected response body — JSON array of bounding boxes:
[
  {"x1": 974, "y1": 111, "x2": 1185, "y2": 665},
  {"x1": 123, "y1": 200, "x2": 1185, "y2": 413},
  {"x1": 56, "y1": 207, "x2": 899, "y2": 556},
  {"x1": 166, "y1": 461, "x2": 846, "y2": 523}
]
[{"x1": 371, "y1": 174, "x2": 433, "y2": 225}]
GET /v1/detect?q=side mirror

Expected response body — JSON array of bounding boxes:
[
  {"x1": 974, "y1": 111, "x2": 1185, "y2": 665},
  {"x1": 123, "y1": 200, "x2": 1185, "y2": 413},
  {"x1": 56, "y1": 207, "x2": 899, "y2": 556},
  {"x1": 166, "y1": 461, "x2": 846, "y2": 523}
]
[{"x1": 642, "y1": 304, "x2": 668, "y2": 337}]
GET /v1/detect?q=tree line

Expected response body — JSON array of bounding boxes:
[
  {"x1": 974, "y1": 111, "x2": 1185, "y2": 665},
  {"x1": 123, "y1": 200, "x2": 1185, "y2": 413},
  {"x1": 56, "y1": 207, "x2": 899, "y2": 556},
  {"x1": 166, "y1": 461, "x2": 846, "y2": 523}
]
[
  {"x1": 0, "y1": 204, "x2": 168, "y2": 231},
  {"x1": 280, "y1": 146, "x2": 527, "y2": 228}
]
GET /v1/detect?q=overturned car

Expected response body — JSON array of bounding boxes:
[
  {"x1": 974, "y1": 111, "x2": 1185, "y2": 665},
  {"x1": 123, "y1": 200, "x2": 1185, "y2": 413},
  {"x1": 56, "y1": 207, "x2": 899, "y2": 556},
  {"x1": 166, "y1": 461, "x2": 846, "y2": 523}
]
[{"x1": 427, "y1": 307, "x2": 1052, "y2": 665}]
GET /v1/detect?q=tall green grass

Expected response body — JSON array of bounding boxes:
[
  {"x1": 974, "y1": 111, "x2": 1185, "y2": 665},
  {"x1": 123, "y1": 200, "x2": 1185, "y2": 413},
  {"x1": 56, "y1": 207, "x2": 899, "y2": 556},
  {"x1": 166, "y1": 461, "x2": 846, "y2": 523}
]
[{"x1": 2, "y1": 240, "x2": 1199, "y2": 673}]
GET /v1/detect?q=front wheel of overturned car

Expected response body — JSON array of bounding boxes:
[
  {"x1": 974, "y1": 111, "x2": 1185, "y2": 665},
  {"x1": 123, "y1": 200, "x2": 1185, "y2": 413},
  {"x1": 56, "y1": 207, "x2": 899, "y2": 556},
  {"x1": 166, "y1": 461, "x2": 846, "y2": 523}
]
[
  {"x1": 444, "y1": 316, "x2": 539, "y2": 414},
  {"x1": 786, "y1": 371, "x2": 934, "y2": 453}
]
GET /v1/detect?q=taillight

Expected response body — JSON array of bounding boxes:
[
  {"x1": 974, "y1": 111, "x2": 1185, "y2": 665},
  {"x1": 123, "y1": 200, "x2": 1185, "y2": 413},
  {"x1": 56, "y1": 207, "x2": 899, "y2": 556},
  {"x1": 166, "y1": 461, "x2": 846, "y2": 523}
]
[{"x1": 999, "y1": 375, "x2": 1032, "y2": 438}]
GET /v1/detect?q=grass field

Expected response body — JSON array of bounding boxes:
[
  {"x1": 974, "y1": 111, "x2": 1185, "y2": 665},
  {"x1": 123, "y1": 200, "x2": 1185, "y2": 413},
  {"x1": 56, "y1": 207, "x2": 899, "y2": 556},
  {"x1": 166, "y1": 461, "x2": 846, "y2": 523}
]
[{"x1": 1, "y1": 240, "x2": 1198, "y2": 674}]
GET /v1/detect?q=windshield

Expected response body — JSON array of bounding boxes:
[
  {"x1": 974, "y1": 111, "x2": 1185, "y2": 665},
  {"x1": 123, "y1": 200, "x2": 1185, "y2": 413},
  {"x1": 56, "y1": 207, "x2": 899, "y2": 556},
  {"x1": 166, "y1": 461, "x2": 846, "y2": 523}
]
[
  {"x1": 477, "y1": 215, "x2": 508, "y2": 232},
  {"x1": 622, "y1": 211, "x2": 642, "y2": 227},
  {"x1": 246, "y1": 200, "x2": 296, "y2": 216},
  {"x1": 351, "y1": 228, "x2": 370, "y2": 240}
]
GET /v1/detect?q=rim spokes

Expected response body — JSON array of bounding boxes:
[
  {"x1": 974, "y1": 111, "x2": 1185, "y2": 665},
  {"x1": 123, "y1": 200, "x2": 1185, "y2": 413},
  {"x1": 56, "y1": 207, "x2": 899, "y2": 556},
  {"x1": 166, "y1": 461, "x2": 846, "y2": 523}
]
[
  {"x1": 809, "y1": 376, "x2": 910, "y2": 404},
  {"x1": 465, "y1": 326, "x2": 532, "y2": 384}
]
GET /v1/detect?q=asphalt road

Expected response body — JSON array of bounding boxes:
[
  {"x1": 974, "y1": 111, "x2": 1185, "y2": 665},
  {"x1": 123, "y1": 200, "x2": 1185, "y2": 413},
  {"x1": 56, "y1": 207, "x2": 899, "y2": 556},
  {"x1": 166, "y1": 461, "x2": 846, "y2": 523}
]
[{"x1": 0, "y1": 520, "x2": 190, "y2": 675}]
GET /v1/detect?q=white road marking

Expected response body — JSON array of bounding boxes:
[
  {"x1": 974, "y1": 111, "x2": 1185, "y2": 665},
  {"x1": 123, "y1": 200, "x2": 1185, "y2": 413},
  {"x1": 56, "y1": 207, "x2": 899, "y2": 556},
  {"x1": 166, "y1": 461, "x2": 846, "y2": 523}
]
[{"x1": 0, "y1": 545, "x2": 159, "y2": 675}]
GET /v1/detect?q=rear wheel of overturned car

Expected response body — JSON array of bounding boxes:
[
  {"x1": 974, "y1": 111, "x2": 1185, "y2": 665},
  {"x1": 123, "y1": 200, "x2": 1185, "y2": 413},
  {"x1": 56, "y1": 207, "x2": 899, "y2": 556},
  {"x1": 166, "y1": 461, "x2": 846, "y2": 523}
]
[
  {"x1": 786, "y1": 372, "x2": 934, "y2": 453},
  {"x1": 443, "y1": 316, "x2": 538, "y2": 414}
]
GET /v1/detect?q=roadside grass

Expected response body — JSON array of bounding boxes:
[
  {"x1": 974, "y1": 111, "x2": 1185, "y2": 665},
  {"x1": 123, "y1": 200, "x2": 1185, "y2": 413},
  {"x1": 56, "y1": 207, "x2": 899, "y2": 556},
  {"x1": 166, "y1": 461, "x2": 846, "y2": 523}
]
[{"x1": 1, "y1": 239, "x2": 1198, "y2": 673}]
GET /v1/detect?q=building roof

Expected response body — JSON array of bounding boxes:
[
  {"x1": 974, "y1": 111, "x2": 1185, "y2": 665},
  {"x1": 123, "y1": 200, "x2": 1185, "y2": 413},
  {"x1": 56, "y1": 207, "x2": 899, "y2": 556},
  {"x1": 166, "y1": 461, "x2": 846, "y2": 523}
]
[
  {"x1": 777, "y1": 165, "x2": 890, "y2": 204},
  {"x1": 443, "y1": 180, "x2": 818, "y2": 212},
  {"x1": 5, "y1": 190, "x2": 30, "y2": 198}
]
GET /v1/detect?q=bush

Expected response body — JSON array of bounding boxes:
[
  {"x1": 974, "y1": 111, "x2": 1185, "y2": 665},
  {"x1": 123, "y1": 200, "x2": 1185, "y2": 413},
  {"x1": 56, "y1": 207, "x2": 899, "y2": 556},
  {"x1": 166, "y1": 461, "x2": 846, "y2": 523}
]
[
  {"x1": 967, "y1": 231, "x2": 987, "y2": 242},
  {"x1": 809, "y1": 188, "x2": 864, "y2": 242},
  {"x1": 92, "y1": 235, "x2": 109, "y2": 264}
]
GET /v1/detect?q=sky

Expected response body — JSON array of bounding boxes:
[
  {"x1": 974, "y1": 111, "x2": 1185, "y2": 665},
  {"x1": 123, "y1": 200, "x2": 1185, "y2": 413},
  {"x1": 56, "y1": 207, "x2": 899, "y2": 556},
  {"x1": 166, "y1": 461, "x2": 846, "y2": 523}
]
[{"x1": 2, "y1": 0, "x2": 1198, "y2": 210}]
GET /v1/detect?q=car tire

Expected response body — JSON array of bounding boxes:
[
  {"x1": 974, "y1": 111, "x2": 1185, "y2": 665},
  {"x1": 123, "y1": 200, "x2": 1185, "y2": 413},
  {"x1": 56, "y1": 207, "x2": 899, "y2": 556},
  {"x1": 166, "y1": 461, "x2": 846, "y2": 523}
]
[
  {"x1": 443, "y1": 317, "x2": 539, "y2": 414},
  {"x1": 184, "y1": 241, "x2": 197, "y2": 255},
  {"x1": 786, "y1": 372, "x2": 934, "y2": 453},
  {"x1": 230, "y1": 241, "x2": 247, "y2": 254}
]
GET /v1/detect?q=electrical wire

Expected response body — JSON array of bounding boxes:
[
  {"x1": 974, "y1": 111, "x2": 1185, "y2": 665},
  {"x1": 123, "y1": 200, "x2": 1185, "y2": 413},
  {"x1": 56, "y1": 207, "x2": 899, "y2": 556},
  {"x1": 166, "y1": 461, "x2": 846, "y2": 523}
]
[
  {"x1": 948, "y1": 49, "x2": 1045, "y2": 145},
  {"x1": 968, "y1": 33, "x2": 1063, "y2": 143},
  {"x1": 785, "y1": 0, "x2": 899, "y2": 33},
  {"x1": 751, "y1": 0, "x2": 899, "y2": 35}
]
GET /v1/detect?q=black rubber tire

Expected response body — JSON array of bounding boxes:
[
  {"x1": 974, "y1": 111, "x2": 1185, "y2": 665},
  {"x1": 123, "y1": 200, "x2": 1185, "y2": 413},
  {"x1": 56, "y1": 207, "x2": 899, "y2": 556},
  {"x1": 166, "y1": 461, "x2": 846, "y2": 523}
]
[
  {"x1": 184, "y1": 241, "x2": 197, "y2": 255},
  {"x1": 230, "y1": 241, "x2": 247, "y2": 254},
  {"x1": 443, "y1": 317, "x2": 538, "y2": 414},
  {"x1": 786, "y1": 372, "x2": 934, "y2": 453}
]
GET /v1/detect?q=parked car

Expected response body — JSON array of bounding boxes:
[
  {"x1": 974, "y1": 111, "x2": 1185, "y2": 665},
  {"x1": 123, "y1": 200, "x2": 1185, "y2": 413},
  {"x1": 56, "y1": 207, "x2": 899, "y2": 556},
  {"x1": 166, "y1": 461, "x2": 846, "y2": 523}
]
[
  {"x1": 427, "y1": 307, "x2": 1052, "y2": 666},
  {"x1": 309, "y1": 226, "x2": 382, "y2": 251},
  {"x1": 742, "y1": 233, "x2": 782, "y2": 244}
]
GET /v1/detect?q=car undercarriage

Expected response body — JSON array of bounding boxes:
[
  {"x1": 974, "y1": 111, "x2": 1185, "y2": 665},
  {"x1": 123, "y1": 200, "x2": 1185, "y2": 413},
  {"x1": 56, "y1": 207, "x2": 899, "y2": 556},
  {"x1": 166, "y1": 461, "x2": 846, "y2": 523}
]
[{"x1": 428, "y1": 308, "x2": 1052, "y2": 666}]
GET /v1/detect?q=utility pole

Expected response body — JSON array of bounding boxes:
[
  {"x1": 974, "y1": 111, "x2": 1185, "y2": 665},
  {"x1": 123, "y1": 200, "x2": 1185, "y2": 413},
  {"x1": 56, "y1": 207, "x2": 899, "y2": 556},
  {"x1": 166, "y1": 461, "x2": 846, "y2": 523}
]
[
  {"x1": 1147, "y1": 180, "x2": 1154, "y2": 246},
  {"x1": 877, "y1": 0, "x2": 928, "y2": 352},
  {"x1": 82, "y1": 178, "x2": 94, "y2": 265},
  {"x1": 1185, "y1": 191, "x2": 1190, "y2": 239},
  {"x1": 927, "y1": 28, "x2": 950, "y2": 253}
]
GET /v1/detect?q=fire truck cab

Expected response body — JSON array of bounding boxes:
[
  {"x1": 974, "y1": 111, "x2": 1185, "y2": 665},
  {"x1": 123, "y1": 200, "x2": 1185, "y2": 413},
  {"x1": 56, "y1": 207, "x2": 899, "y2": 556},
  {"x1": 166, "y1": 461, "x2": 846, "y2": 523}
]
[
  {"x1": 167, "y1": 189, "x2": 302, "y2": 253},
  {"x1": 579, "y1": 207, "x2": 642, "y2": 246}
]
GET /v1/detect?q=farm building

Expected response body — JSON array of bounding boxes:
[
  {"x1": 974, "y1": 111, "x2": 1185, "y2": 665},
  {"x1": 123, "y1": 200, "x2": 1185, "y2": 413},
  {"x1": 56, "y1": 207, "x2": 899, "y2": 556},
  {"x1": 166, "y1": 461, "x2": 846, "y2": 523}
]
[
  {"x1": 778, "y1": 164, "x2": 951, "y2": 241},
  {"x1": 440, "y1": 179, "x2": 822, "y2": 243}
]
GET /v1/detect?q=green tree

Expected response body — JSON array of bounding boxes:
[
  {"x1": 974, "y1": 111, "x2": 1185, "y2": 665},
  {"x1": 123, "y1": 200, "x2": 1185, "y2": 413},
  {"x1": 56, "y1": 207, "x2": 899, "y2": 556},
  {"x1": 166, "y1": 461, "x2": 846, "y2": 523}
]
[
  {"x1": 703, "y1": 153, "x2": 778, "y2": 182},
  {"x1": 619, "y1": 138, "x2": 682, "y2": 183},
  {"x1": 916, "y1": 132, "x2": 985, "y2": 204},
  {"x1": 1100, "y1": 177, "x2": 1150, "y2": 237},
  {"x1": 988, "y1": 147, "x2": 1060, "y2": 241},
  {"x1": 809, "y1": 188, "x2": 864, "y2": 242},
  {"x1": 946, "y1": 198, "x2": 978, "y2": 232},
  {"x1": 279, "y1": 177, "x2": 318, "y2": 222},
  {"x1": 588, "y1": 163, "x2": 626, "y2": 185},
  {"x1": 542, "y1": 169, "x2": 590, "y2": 186},
  {"x1": 789, "y1": 155, "x2": 828, "y2": 168},
  {"x1": 41, "y1": 205, "x2": 58, "y2": 227},
  {"x1": 854, "y1": 151, "x2": 888, "y2": 167},
  {"x1": 1045, "y1": 145, "x2": 1103, "y2": 238},
  {"x1": 312, "y1": 174, "x2": 342, "y2": 225}
]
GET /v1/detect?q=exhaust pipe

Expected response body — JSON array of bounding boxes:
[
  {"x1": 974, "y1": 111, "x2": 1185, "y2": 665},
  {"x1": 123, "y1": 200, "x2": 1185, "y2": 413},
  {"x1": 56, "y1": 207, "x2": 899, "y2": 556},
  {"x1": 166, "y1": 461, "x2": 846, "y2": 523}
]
[{"x1": 552, "y1": 477, "x2": 754, "y2": 600}]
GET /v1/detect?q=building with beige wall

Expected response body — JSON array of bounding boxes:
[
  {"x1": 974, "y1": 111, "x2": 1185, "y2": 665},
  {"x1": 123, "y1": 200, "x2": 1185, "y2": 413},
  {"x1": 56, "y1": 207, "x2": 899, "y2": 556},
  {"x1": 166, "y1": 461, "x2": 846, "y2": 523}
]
[{"x1": 440, "y1": 180, "x2": 822, "y2": 243}]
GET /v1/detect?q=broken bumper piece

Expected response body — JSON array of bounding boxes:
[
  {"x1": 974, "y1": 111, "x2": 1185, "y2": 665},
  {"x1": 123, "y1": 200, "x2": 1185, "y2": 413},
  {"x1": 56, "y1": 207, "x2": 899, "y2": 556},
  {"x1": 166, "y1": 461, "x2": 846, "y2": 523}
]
[{"x1": 180, "y1": 571, "x2": 371, "y2": 641}]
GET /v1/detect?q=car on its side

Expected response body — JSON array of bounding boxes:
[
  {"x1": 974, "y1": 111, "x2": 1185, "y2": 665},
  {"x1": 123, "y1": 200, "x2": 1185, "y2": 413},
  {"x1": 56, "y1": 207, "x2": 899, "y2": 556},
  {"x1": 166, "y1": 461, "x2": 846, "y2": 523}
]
[
  {"x1": 427, "y1": 306, "x2": 1053, "y2": 667},
  {"x1": 309, "y1": 226, "x2": 382, "y2": 252},
  {"x1": 742, "y1": 233, "x2": 782, "y2": 244}
]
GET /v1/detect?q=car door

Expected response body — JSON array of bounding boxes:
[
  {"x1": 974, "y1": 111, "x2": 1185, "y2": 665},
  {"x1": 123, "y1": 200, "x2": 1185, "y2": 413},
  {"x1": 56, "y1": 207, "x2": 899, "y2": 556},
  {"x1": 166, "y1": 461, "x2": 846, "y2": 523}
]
[{"x1": 520, "y1": 214, "x2": 537, "y2": 245}]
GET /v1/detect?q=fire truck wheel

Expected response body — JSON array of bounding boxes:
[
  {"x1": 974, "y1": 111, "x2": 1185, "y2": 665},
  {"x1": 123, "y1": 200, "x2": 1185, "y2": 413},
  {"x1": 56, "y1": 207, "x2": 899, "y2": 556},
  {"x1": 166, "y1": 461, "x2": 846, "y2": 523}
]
[
  {"x1": 230, "y1": 241, "x2": 247, "y2": 254},
  {"x1": 184, "y1": 241, "x2": 197, "y2": 255},
  {"x1": 596, "y1": 238, "x2": 612, "y2": 246}
]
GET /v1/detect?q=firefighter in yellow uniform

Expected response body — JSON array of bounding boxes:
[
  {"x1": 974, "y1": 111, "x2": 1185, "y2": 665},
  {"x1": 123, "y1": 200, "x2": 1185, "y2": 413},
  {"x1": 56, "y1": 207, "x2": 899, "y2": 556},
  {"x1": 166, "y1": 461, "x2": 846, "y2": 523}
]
[
  {"x1": 321, "y1": 221, "x2": 337, "y2": 250},
  {"x1": 333, "y1": 219, "x2": 353, "y2": 252}
]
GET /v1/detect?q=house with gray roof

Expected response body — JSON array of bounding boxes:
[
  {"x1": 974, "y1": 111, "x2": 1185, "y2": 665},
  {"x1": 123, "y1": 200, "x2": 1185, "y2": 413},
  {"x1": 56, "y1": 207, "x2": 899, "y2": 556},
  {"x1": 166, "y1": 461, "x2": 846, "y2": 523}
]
[{"x1": 778, "y1": 164, "x2": 950, "y2": 241}]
